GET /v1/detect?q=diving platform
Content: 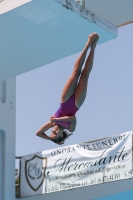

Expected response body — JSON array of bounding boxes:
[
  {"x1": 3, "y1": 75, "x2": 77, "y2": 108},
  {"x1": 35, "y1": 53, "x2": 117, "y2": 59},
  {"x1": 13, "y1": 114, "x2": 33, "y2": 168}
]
[
  {"x1": 0, "y1": 0, "x2": 118, "y2": 83},
  {"x1": 0, "y1": 1, "x2": 133, "y2": 82}
]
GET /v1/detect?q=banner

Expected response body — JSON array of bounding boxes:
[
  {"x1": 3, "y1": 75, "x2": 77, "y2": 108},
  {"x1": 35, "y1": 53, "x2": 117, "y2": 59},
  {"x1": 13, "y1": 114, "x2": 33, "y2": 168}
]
[{"x1": 20, "y1": 131, "x2": 133, "y2": 197}]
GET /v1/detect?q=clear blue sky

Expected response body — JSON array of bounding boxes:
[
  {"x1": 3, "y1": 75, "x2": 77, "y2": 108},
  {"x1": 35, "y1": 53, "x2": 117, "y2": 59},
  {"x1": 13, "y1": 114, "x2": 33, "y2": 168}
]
[{"x1": 16, "y1": 24, "x2": 133, "y2": 156}]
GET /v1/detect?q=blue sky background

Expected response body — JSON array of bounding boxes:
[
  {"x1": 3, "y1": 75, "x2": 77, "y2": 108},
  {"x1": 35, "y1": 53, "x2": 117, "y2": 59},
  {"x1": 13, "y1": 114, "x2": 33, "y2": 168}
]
[{"x1": 16, "y1": 23, "x2": 133, "y2": 199}]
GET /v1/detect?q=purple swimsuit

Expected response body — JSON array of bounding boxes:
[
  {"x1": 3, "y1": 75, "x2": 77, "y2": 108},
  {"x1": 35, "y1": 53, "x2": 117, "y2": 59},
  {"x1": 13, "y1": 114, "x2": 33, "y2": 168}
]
[{"x1": 54, "y1": 94, "x2": 79, "y2": 129}]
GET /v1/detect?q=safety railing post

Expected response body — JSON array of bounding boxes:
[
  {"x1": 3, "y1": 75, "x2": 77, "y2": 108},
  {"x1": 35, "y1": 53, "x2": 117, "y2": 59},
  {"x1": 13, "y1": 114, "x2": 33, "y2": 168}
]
[{"x1": 15, "y1": 156, "x2": 22, "y2": 198}]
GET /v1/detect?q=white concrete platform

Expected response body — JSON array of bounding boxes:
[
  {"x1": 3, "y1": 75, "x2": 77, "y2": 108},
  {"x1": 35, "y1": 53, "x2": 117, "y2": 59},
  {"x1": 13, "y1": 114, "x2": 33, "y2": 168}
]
[{"x1": 0, "y1": 0, "x2": 32, "y2": 15}]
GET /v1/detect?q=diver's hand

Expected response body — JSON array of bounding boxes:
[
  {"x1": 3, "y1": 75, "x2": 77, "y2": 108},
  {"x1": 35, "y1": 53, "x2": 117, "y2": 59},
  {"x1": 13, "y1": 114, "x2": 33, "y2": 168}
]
[
  {"x1": 91, "y1": 34, "x2": 99, "y2": 50},
  {"x1": 50, "y1": 116, "x2": 57, "y2": 122}
]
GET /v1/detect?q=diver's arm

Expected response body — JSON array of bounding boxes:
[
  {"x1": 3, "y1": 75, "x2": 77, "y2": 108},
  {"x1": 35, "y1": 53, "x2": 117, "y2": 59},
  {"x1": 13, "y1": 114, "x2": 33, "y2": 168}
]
[
  {"x1": 36, "y1": 121, "x2": 54, "y2": 140},
  {"x1": 36, "y1": 132, "x2": 51, "y2": 140},
  {"x1": 68, "y1": 118, "x2": 77, "y2": 132},
  {"x1": 51, "y1": 116, "x2": 77, "y2": 132},
  {"x1": 51, "y1": 116, "x2": 76, "y2": 122}
]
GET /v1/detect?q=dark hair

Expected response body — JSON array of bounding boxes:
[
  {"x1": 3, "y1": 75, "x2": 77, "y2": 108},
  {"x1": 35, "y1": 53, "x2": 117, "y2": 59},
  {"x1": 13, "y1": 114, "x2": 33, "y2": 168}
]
[{"x1": 51, "y1": 130, "x2": 73, "y2": 144}]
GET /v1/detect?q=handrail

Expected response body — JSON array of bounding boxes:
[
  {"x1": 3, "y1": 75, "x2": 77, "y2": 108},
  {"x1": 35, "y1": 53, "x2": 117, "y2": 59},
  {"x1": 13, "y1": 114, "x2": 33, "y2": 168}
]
[
  {"x1": 15, "y1": 156, "x2": 22, "y2": 198},
  {"x1": 16, "y1": 156, "x2": 22, "y2": 159}
]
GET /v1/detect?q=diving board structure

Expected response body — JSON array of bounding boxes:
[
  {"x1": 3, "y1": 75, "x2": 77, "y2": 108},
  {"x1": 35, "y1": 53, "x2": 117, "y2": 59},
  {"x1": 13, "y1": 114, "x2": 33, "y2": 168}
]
[
  {"x1": 0, "y1": 0, "x2": 133, "y2": 200},
  {"x1": 0, "y1": 0, "x2": 117, "y2": 82}
]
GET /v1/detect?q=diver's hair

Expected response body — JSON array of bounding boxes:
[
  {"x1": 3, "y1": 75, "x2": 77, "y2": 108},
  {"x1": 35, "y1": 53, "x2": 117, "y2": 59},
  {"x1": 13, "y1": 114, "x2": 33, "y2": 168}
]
[
  {"x1": 62, "y1": 129, "x2": 73, "y2": 140},
  {"x1": 51, "y1": 129, "x2": 73, "y2": 144}
]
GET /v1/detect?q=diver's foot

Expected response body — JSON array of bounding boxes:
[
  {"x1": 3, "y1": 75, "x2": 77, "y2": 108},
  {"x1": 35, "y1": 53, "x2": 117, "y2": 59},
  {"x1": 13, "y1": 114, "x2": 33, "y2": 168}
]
[
  {"x1": 91, "y1": 34, "x2": 99, "y2": 50},
  {"x1": 86, "y1": 32, "x2": 97, "y2": 47}
]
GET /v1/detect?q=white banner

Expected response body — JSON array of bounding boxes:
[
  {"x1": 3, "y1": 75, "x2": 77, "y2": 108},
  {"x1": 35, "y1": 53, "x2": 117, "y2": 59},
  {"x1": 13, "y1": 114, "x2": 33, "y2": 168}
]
[{"x1": 20, "y1": 131, "x2": 133, "y2": 197}]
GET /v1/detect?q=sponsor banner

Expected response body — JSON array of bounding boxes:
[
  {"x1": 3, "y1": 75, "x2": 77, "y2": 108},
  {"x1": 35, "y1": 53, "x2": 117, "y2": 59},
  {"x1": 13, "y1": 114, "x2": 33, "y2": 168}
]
[
  {"x1": 55, "y1": 0, "x2": 118, "y2": 36},
  {"x1": 20, "y1": 131, "x2": 132, "y2": 197}
]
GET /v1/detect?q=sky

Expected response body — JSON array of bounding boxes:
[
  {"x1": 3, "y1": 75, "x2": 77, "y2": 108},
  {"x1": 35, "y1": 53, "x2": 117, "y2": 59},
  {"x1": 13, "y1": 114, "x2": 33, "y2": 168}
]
[{"x1": 15, "y1": 23, "x2": 133, "y2": 199}]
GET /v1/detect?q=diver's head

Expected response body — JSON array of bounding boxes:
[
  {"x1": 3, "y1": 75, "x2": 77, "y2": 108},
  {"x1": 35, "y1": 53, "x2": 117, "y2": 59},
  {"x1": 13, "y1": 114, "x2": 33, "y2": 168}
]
[{"x1": 50, "y1": 125, "x2": 72, "y2": 145}]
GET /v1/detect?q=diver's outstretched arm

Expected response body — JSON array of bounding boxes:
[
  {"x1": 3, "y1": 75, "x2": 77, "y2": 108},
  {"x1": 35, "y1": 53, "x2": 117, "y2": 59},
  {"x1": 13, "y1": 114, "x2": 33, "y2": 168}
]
[
  {"x1": 51, "y1": 116, "x2": 76, "y2": 122},
  {"x1": 36, "y1": 121, "x2": 54, "y2": 140},
  {"x1": 50, "y1": 116, "x2": 77, "y2": 132},
  {"x1": 36, "y1": 132, "x2": 51, "y2": 141}
]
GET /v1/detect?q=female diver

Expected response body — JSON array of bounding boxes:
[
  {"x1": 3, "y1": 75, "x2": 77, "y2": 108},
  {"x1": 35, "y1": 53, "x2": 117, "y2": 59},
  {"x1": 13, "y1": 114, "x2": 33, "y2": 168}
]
[{"x1": 36, "y1": 33, "x2": 99, "y2": 145}]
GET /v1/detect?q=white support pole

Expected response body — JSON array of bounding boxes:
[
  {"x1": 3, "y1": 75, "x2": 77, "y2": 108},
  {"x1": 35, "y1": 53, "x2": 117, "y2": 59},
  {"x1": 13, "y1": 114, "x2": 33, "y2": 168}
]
[{"x1": 0, "y1": 77, "x2": 16, "y2": 200}]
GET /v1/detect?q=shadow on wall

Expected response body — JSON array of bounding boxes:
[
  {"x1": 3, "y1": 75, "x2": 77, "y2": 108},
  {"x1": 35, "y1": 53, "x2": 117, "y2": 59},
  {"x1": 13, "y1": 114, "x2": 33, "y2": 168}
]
[{"x1": 0, "y1": 81, "x2": 6, "y2": 103}]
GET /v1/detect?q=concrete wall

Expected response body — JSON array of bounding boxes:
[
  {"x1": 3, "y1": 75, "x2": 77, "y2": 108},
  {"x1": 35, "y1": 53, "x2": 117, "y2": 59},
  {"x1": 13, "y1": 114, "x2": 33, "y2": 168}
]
[{"x1": 0, "y1": 78, "x2": 16, "y2": 200}]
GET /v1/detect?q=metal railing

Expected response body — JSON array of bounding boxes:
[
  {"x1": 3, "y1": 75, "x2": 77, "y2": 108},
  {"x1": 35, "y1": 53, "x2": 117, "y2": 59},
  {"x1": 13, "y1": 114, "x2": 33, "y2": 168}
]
[{"x1": 15, "y1": 156, "x2": 22, "y2": 198}]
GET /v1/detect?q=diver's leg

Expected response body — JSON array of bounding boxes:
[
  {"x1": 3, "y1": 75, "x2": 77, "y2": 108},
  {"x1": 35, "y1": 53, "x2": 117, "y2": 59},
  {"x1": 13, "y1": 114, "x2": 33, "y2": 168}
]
[
  {"x1": 75, "y1": 34, "x2": 99, "y2": 108},
  {"x1": 61, "y1": 33, "x2": 97, "y2": 103}
]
